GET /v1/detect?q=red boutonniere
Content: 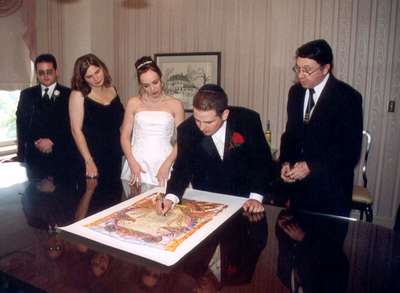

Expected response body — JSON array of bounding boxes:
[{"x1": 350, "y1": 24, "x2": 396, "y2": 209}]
[{"x1": 229, "y1": 131, "x2": 245, "y2": 149}]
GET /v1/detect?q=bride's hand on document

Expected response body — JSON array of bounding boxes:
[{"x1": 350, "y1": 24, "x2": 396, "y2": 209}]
[{"x1": 156, "y1": 160, "x2": 172, "y2": 187}]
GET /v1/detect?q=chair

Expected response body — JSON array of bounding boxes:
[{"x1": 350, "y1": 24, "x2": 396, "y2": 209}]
[
  {"x1": 351, "y1": 130, "x2": 373, "y2": 222},
  {"x1": 394, "y1": 205, "x2": 400, "y2": 232}
]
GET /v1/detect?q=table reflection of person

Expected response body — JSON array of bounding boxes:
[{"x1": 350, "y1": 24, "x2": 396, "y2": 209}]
[
  {"x1": 90, "y1": 252, "x2": 111, "y2": 278},
  {"x1": 21, "y1": 173, "x2": 81, "y2": 263},
  {"x1": 279, "y1": 39, "x2": 363, "y2": 216},
  {"x1": 159, "y1": 84, "x2": 274, "y2": 215},
  {"x1": 74, "y1": 177, "x2": 121, "y2": 253},
  {"x1": 181, "y1": 211, "x2": 268, "y2": 292},
  {"x1": 276, "y1": 209, "x2": 349, "y2": 293},
  {"x1": 21, "y1": 176, "x2": 79, "y2": 233},
  {"x1": 220, "y1": 211, "x2": 268, "y2": 286}
]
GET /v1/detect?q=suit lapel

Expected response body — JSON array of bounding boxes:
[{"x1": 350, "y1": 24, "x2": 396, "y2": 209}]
[
  {"x1": 200, "y1": 135, "x2": 221, "y2": 162},
  {"x1": 223, "y1": 119, "x2": 233, "y2": 160},
  {"x1": 51, "y1": 83, "x2": 59, "y2": 101},
  {"x1": 295, "y1": 86, "x2": 306, "y2": 123},
  {"x1": 35, "y1": 85, "x2": 42, "y2": 100},
  {"x1": 309, "y1": 75, "x2": 335, "y2": 123}
]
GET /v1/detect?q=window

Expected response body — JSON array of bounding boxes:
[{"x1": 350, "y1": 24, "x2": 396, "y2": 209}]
[
  {"x1": 0, "y1": 90, "x2": 20, "y2": 157},
  {"x1": 0, "y1": 90, "x2": 19, "y2": 145}
]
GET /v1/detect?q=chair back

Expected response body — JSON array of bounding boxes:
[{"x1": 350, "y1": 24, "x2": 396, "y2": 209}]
[{"x1": 361, "y1": 130, "x2": 371, "y2": 188}]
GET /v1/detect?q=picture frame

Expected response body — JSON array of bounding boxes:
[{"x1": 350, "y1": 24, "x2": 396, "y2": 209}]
[{"x1": 154, "y1": 52, "x2": 221, "y2": 111}]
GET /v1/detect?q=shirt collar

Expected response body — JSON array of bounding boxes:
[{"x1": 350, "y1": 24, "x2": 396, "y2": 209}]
[
  {"x1": 212, "y1": 120, "x2": 227, "y2": 142},
  {"x1": 312, "y1": 73, "x2": 330, "y2": 103},
  {"x1": 41, "y1": 83, "x2": 57, "y2": 98}
]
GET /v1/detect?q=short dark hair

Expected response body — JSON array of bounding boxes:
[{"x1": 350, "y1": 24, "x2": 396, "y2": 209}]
[
  {"x1": 71, "y1": 54, "x2": 112, "y2": 96},
  {"x1": 296, "y1": 39, "x2": 333, "y2": 70},
  {"x1": 34, "y1": 54, "x2": 57, "y2": 70},
  {"x1": 193, "y1": 84, "x2": 228, "y2": 115},
  {"x1": 135, "y1": 56, "x2": 162, "y2": 84}
]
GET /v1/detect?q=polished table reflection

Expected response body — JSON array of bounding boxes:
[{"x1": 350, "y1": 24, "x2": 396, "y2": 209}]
[{"x1": 0, "y1": 164, "x2": 399, "y2": 292}]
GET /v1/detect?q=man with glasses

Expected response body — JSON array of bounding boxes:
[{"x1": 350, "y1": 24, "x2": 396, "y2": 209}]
[
  {"x1": 279, "y1": 39, "x2": 363, "y2": 216},
  {"x1": 16, "y1": 54, "x2": 72, "y2": 178}
]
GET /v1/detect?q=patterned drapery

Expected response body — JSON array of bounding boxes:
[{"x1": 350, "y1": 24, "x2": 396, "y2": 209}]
[{"x1": 0, "y1": 0, "x2": 22, "y2": 17}]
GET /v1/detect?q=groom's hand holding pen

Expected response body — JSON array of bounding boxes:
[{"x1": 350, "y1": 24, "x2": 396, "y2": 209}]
[{"x1": 155, "y1": 192, "x2": 173, "y2": 216}]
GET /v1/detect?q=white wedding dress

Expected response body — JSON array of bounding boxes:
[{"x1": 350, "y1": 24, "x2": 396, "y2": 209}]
[{"x1": 121, "y1": 111, "x2": 175, "y2": 186}]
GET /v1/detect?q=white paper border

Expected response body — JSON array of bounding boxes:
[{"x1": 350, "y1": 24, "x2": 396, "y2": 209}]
[{"x1": 59, "y1": 188, "x2": 246, "y2": 266}]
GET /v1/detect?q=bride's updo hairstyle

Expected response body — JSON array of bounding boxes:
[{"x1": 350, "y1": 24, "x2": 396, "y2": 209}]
[{"x1": 135, "y1": 56, "x2": 163, "y2": 84}]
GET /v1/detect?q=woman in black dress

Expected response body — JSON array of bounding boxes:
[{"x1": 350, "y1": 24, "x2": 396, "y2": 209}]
[{"x1": 69, "y1": 54, "x2": 124, "y2": 180}]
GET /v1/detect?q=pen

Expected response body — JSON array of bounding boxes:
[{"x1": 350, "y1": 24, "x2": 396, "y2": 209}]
[{"x1": 156, "y1": 192, "x2": 166, "y2": 216}]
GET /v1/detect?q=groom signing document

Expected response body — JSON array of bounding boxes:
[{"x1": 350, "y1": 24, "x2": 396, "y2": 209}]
[{"x1": 157, "y1": 84, "x2": 274, "y2": 215}]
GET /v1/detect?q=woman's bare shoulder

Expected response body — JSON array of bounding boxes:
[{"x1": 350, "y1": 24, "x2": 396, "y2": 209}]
[
  {"x1": 165, "y1": 96, "x2": 184, "y2": 108},
  {"x1": 125, "y1": 96, "x2": 143, "y2": 112},
  {"x1": 126, "y1": 96, "x2": 142, "y2": 105},
  {"x1": 70, "y1": 90, "x2": 84, "y2": 98}
]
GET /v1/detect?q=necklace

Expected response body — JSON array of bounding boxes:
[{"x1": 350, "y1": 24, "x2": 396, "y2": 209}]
[
  {"x1": 90, "y1": 87, "x2": 113, "y2": 105},
  {"x1": 142, "y1": 94, "x2": 166, "y2": 106}
]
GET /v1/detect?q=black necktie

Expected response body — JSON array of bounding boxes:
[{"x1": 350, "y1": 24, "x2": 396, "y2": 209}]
[
  {"x1": 304, "y1": 88, "x2": 315, "y2": 123},
  {"x1": 43, "y1": 88, "x2": 50, "y2": 101}
]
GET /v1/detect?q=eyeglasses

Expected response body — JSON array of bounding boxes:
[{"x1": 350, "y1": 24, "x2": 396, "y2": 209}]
[
  {"x1": 292, "y1": 65, "x2": 321, "y2": 76},
  {"x1": 37, "y1": 69, "x2": 55, "y2": 76}
]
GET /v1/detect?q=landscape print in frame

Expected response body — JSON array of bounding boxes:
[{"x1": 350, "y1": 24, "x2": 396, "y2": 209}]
[{"x1": 154, "y1": 52, "x2": 221, "y2": 111}]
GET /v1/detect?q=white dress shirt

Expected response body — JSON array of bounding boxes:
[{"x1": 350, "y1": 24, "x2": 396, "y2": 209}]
[
  {"x1": 302, "y1": 73, "x2": 329, "y2": 119},
  {"x1": 40, "y1": 82, "x2": 57, "y2": 99},
  {"x1": 211, "y1": 121, "x2": 227, "y2": 159}
]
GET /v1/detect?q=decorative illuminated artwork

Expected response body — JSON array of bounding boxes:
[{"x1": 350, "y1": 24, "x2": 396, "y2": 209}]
[
  {"x1": 59, "y1": 188, "x2": 246, "y2": 266},
  {"x1": 84, "y1": 193, "x2": 227, "y2": 251}
]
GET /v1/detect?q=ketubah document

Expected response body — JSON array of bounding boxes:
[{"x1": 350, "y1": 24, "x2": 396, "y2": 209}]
[{"x1": 59, "y1": 187, "x2": 246, "y2": 266}]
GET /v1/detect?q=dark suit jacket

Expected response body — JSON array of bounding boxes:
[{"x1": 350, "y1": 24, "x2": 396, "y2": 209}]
[
  {"x1": 166, "y1": 106, "x2": 274, "y2": 200},
  {"x1": 16, "y1": 83, "x2": 73, "y2": 176},
  {"x1": 279, "y1": 75, "x2": 363, "y2": 215}
]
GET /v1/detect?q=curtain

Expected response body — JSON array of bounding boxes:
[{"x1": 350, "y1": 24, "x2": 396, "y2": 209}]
[{"x1": 0, "y1": 0, "x2": 35, "y2": 90}]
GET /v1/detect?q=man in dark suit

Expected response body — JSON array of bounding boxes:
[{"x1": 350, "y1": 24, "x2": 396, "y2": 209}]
[
  {"x1": 279, "y1": 39, "x2": 363, "y2": 216},
  {"x1": 158, "y1": 84, "x2": 274, "y2": 215},
  {"x1": 16, "y1": 54, "x2": 72, "y2": 178}
]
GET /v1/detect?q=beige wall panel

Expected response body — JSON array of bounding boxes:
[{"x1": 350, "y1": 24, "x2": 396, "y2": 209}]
[{"x1": 36, "y1": 0, "x2": 65, "y2": 82}]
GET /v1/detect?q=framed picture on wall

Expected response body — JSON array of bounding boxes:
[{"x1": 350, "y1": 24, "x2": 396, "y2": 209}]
[{"x1": 154, "y1": 52, "x2": 221, "y2": 111}]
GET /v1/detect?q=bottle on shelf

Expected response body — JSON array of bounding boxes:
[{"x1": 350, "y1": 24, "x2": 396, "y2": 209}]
[{"x1": 264, "y1": 120, "x2": 272, "y2": 145}]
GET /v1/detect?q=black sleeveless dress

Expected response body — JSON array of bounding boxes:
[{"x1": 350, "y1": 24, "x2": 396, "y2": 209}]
[{"x1": 82, "y1": 96, "x2": 124, "y2": 180}]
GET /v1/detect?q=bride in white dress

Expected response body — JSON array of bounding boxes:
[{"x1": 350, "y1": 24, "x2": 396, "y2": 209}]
[{"x1": 120, "y1": 56, "x2": 184, "y2": 193}]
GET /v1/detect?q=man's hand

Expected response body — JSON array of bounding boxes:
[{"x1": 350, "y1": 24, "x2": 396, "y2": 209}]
[
  {"x1": 242, "y1": 199, "x2": 264, "y2": 213},
  {"x1": 34, "y1": 138, "x2": 54, "y2": 154},
  {"x1": 286, "y1": 161, "x2": 310, "y2": 181},
  {"x1": 281, "y1": 162, "x2": 295, "y2": 183},
  {"x1": 282, "y1": 222, "x2": 305, "y2": 242},
  {"x1": 243, "y1": 210, "x2": 265, "y2": 222},
  {"x1": 156, "y1": 198, "x2": 173, "y2": 216}
]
